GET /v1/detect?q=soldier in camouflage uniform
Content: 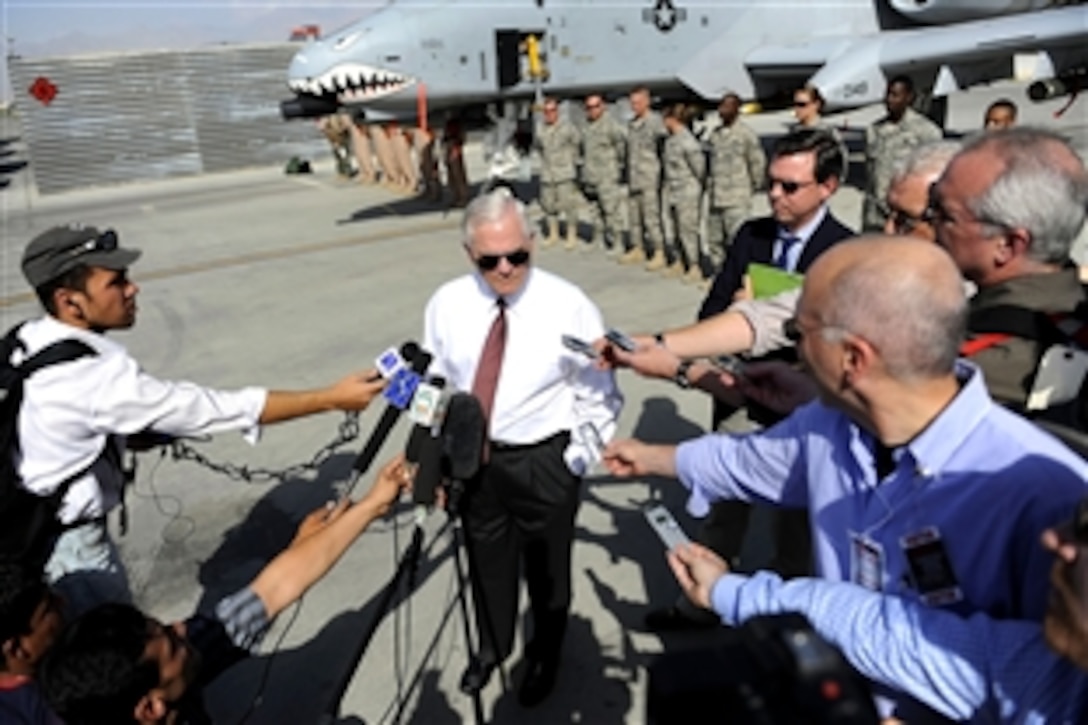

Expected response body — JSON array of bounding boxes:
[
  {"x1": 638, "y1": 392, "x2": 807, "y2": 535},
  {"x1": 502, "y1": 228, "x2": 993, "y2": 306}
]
[
  {"x1": 579, "y1": 93, "x2": 628, "y2": 253},
  {"x1": 705, "y1": 93, "x2": 766, "y2": 270},
  {"x1": 533, "y1": 97, "x2": 582, "y2": 248},
  {"x1": 863, "y1": 75, "x2": 943, "y2": 231},
  {"x1": 318, "y1": 113, "x2": 356, "y2": 178},
  {"x1": 348, "y1": 117, "x2": 378, "y2": 184},
  {"x1": 623, "y1": 86, "x2": 667, "y2": 266},
  {"x1": 661, "y1": 104, "x2": 707, "y2": 285}
]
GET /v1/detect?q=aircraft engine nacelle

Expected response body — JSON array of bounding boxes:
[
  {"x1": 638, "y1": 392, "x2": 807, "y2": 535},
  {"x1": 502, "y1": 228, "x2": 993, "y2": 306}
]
[{"x1": 888, "y1": 0, "x2": 1069, "y2": 24}]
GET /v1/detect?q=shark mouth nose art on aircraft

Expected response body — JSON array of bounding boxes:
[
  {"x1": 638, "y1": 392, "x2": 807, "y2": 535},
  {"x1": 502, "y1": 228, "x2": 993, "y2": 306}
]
[{"x1": 287, "y1": 63, "x2": 414, "y2": 103}]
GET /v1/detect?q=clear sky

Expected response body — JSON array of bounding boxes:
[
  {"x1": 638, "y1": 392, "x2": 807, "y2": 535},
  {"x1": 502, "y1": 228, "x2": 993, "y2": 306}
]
[{"x1": 1, "y1": 1, "x2": 384, "y2": 102}]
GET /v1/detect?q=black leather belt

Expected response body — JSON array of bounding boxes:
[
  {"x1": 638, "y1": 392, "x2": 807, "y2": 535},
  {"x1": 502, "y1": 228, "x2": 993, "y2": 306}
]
[{"x1": 490, "y1": 430, "x2": 569, "y2": 453}]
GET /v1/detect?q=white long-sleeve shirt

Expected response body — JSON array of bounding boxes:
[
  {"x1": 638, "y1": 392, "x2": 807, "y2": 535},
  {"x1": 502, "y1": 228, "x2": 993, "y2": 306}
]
[
  {"x1": 423, "y1": 268, "x2": 622, "y2": 474},
  {"x1": 14, "y1": 316, "x2": 267, "y2": 523}
]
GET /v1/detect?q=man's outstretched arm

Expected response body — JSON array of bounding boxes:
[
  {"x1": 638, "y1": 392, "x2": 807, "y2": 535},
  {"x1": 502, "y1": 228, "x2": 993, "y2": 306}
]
[
  {"x1": 249, "y1": 455, "x2": 410, "y2": 619},
  {"x1": 669, "y1": 543, "x2": 1086, "y2": 722},
  {"x1": 258, "y1": 369, "x2": 386, "y2": 424}
]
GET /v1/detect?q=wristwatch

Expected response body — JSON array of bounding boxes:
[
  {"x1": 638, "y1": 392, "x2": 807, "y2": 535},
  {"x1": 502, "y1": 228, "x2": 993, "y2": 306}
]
[{"x1": 674, "y1": 360, "x2": 693, "y2": 389}]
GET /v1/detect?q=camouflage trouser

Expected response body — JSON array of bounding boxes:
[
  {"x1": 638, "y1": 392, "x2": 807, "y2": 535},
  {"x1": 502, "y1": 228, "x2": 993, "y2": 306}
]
[
  {"x1": 706, "y1": 203, "x2": 752, "y2": 269},
  {"x1": 370, "y1": 127, "x2": 398, "y2": 184},
  {"x1": 628, "y1": 187, "x2": 664, "y2": 254},
  {"x1": 667, "y1": 194, "x2": 701, "y2": 268},
  {"x1": 348, "y1": 123, "x2": 377, "y2": 183},
  {"x1": 539, "y1": 180, "x2": 580, "y2": 223},
  {"x1": 583, "y1": 181, "x2": 626, "y2": 244}
]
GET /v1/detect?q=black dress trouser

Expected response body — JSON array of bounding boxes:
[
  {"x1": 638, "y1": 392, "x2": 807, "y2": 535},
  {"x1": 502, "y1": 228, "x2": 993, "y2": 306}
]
[{"x1": 462, "y1": 431, "x2": 580, "y2": 665}]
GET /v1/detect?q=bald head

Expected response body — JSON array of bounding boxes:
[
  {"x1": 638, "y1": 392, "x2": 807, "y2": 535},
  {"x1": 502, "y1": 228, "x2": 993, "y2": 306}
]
[{"x1": 804, "y1": 236, "x2": 967, "y2": 380}]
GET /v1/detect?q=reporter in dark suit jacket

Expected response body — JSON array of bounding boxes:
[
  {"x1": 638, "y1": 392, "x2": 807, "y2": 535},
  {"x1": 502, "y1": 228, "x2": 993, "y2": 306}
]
[
  {"x1": 645, "y1": 129, "x2": 855, "y2": 632},
  {"x1": 700, "y1": 128, "x2": 854, "y2": 319}
]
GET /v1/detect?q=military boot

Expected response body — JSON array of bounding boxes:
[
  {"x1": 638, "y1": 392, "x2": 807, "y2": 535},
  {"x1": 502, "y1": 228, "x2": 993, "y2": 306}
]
[
  {"x1": 542, "y1": 218, "x2": 560, "y2": 248},
  {"x1": 662, "y1": 260, "x2": 686, "y2": 278},
  {"x1": 683, "y1": 266, "x2": 706, "y2": 286},
  {"x1": 564, "y1": 224, "x2": 579, "y2": 251},
  {"x1": 619, "y1": 246, "x2": 646, "y2": 265},
  {"x1": 644, "y1": 250, "x2": 668, "y2": 271}
]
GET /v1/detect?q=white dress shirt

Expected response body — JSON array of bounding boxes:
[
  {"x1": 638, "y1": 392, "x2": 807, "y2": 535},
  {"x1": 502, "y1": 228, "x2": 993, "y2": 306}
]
[
  {"x1": 15, "y1": 316, "x2": 267, "y2": 523},
  {"x1": 423, "y1": 267, "x2": 623, "y2": 474},
  {"x1": 771, "y1": 204, "x2": 829, "y2": 273}
]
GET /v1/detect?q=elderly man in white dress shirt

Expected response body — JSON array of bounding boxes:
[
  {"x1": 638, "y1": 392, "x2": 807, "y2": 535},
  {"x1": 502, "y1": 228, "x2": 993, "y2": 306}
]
[{"x1": 423, "y1": 188, "x2": 622, "y2": 707}]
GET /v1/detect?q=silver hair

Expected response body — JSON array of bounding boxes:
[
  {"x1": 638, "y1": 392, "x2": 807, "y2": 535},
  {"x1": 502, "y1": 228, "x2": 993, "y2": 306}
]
[
  {"x1": 824, "y1": 241, "x2": 967, "y2": 380},
  {"x1": 890, "y1": 140, "x2": 962, "y2": 187},
  {"x1": 461, "y1": 187, "x2": 533, "y2": 246},
  {"x1": 961, "y1": 127, "x2": 1088, "y2": 264}
]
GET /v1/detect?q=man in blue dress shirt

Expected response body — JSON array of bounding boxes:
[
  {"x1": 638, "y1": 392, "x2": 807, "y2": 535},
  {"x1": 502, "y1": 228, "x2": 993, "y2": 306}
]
[
  {"x1": 605, "y1": 236, "x2": 1088, "y2": 719},
  {"x1": 667, "y1": 501, "x2": 1088, "y2": 723}
]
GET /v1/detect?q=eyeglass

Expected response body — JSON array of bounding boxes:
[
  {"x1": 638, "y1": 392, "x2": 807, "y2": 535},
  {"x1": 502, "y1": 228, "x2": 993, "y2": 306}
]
[
  {"x1": 783, "y1": 316, "x2": 845, "y2": 344},
  {"x1": 67, "y1": 229, "x2": 118, "y2": 258},
  {"x1": 793, "y1": 99, "x2": 813, "y2": 108},
  {"x1": 888, "y1": 207, "x2": 933, "y2": 235},
  {"x1": 783, "y1": 317, "x2": 804, "y2": 343},
  {"x1": 768, "y1": 177, "x2": 816, "y2": 195},
  {"x1": 475, "y1": 249, "x2": 531, "y2": 271}
]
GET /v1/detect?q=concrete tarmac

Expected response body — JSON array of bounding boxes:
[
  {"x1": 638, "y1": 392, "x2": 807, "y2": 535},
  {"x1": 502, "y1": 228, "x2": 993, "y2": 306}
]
[{"x1": 0, "y1": 78, "x2": 1084, "y2": 724}]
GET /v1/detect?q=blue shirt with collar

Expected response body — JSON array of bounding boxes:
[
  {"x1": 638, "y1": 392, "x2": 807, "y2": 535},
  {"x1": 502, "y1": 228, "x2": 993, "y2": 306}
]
[
  {"x1": 675, "y1": 360, "x2": 1088, "y2": 621},
  {"x1": 772, "y1": 204, "x2": 828, "y2": 272},
  {"x1": 709, "y1": 570, "x2": 1088, "y2": 723}
]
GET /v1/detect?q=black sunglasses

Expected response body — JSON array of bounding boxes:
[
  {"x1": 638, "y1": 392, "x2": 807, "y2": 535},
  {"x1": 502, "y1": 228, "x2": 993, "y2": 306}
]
[
  {"x1": 768, "y1": 177, "x2": 816, "y2": 195},
  {"x1": 68, "y1": 229, "x2": 119, "y2": 258},
  {"x1": 476, "y1": 249, "x2": 531, "y2": 271},
  {"x1": 888, "y1": 207, "x2": 933, "y2": 234}
]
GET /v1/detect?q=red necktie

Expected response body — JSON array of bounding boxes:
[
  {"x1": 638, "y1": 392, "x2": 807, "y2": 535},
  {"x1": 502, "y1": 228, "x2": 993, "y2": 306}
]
[{"x1": 471, "y1": 298, "x2": 507, "y2": 443}]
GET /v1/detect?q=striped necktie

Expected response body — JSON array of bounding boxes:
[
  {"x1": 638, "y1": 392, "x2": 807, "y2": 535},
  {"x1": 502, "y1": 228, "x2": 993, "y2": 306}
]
[{"x1": 775, "y1": 232, "x2": 801, "y2": 271}]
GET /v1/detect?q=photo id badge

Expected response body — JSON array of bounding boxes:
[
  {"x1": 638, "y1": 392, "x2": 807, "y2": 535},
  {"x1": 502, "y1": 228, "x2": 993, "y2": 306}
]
[
  {"x1": 850, "y1": 533, "x2": 884, "y2": 592},
  {"x1": 901, "y1": 526, "x2": 963, "y2": 606}
]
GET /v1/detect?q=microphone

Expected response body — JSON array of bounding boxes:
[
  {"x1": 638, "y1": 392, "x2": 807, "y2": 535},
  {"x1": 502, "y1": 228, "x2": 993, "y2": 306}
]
[
  {"x1": 441, "y1": 393, "x2": 486, "y2": 481},
  {"x1": 411, "y1": 432, "x2": 444, "y2": 510},
  {"x1": 406, "y1": 375, "x2": 449, "y2": 509},
  {"x1": 352, "y1": 342, "x2": 432, "y2": 474},
  {"x1": 407, "y1": 375, "x2": 448, "y2": 428}
]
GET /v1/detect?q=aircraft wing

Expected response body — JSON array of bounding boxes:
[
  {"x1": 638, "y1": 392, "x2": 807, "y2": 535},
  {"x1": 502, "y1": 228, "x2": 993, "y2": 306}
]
[{"x1": 678, "y1": 4, "x2": 1088, "y2": 109}]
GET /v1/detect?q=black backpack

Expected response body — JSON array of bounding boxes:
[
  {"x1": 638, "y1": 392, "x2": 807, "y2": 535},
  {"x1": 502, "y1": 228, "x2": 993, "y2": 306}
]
[{"x1": 0, "y1": 323, "x2": 96, "y2": 568}]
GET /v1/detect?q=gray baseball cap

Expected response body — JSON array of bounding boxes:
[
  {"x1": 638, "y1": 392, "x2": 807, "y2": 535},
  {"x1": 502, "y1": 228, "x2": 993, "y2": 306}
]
[{"x1": 22, "y1": 225, "x2": 141, "y2": 288}]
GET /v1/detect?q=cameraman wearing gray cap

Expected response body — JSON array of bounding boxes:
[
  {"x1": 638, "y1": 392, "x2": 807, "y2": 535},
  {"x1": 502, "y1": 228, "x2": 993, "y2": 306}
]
[{"x1": 15, "y1": 224, "x2": 386, "y2": 616}]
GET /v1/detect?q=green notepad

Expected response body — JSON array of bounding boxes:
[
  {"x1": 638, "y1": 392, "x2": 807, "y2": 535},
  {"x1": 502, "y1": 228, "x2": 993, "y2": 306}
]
[{"x1": 747, "y1": 262, "x2": 805, "y2": 299}]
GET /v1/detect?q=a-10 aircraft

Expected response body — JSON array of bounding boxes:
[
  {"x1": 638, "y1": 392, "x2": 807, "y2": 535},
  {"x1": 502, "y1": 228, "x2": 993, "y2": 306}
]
[{"x1": 281, "y1": 0, "x2": 1088, "y2": 126}]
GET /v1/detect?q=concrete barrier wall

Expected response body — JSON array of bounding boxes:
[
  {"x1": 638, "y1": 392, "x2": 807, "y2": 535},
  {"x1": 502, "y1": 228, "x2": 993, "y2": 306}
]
[{"x1": 9, "y1": 43, "x2": 330, "y2": 195}]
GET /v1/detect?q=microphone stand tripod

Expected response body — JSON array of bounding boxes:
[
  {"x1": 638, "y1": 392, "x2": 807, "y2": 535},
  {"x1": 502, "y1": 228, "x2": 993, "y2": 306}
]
[
  {"x1": 445, "y1": 477, "x2": 487, "y2": 724},
  {"x1": 318, "y1": 517, "x2": 424, "y2": 725},
  {"x1": 319, "y1": 480, "x2": 488, "y2": 725},
  {"x1": 386, "y1": 476, "x2": 488, "y2": 725}
]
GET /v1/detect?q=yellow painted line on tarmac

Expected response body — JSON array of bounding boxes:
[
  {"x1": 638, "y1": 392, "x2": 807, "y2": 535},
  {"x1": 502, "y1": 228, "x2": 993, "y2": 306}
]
[{"x1": 0, "y1": 216, "x2": 459, "y2": 309}]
